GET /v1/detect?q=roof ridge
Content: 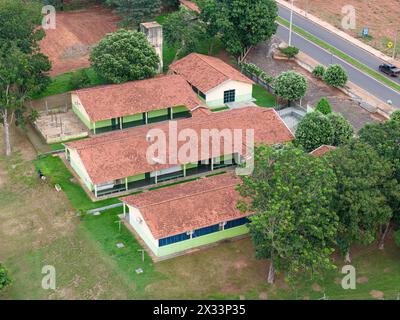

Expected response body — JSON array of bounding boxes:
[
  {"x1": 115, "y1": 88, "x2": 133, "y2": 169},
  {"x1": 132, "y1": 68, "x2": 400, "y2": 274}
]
[
  {"x1": 137, "y1": 180, "x2": 239, "y2": 209},
  {"x1": 71, "y1": 107, "x2": 263, "y2": 151}
]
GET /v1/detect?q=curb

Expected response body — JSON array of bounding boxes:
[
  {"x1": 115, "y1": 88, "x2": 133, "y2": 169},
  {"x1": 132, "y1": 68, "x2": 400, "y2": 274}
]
[{"x1": 276, "y1": 0, "x2": 400, "y2": 65}]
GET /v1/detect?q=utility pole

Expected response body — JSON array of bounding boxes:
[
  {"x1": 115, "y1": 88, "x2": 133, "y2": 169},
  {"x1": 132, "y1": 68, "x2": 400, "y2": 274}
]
[
  {"x1": 393, "y1": 30, "x2": 399, "y2": 60},
  {"x1": 288, "y1": 0, "x2": 294, "y2": 46}
]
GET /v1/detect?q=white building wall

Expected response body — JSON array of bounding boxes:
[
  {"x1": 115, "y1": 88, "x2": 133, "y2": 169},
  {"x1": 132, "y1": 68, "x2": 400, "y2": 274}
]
[
  {"x1": 68, "y1": 148, "x2": 94, "y2": 191},
  {"x1": 205, "y1": 80, "x2": 253, "y2": 107},
  {"x1": 126, "y1": 205, "x2": 159, "y2": 254},
  {"x1": 71, "y1": 94, "x2": 92, "y2": 129}
]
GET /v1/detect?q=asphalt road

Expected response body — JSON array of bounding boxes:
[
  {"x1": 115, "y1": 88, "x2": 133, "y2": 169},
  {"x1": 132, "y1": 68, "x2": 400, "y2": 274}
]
[{"x1": 277, "y1": 5, "x2": 400, "y2": 108}]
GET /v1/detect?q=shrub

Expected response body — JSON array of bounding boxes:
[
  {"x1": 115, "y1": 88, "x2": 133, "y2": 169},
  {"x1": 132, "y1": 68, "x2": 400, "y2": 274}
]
[
  {"x1": 274, "y1": 71, "x2": 308, "y2": 101},
  {"x1": 295, "y1": 111, "x2": 334, "y2": 152},
  {"x1": 259, "y1": 71, "x2": 274, "y2": 84},
  {"x1": 89, "y1": 29, "x2": 159, "y2": 84},
  {"x1": 327, "y1": 112, "x2": 354, "y2": 146},
  {"x1": 279, "y1": 46, "x2": 299, "y2": 59},
  {"x1": 69, "y1": 69, "x2": 90, "y2": 90},
  {"x1": 312, "y1": 64, "x2": 325, "y2": 79},
  {"x1": 0, "y1": 263, "x2": 11, "y2": 291},
  {"x1": 241, "y1": 63, "x2": 262, "y2": 77},
  {"x1": 390, "y1": 110, "x2": 400, "y2": 122},
  {"x1": 323, "y1": 64, "x2": 348, "y2": 87},
  {"x1": 315, "y1": 97, "x2": 332, "y2": 115}
]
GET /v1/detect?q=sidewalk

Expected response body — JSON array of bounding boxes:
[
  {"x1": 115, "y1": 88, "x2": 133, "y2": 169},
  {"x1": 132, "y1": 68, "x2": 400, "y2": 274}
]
[{"x1": 276, "y1": 0, "x2": 400, "y2": 66}]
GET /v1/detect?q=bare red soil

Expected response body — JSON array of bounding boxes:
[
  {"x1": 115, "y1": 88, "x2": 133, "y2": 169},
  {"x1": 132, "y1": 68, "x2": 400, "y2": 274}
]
[{"x1": 40, "y1": 5, "x2": 120, "y2": 76}]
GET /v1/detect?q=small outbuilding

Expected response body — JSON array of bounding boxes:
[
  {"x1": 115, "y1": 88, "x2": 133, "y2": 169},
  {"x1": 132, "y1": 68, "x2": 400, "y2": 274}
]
[{"x1": 169, "y1": 53, "x2": 254, "y2": 107}]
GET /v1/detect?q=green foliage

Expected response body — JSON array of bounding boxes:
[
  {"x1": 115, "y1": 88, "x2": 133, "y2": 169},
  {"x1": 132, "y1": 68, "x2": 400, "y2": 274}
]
[
  {"x1": 273, "y1": 71, "x2": 308, "y2": 101},
  {"x1": 394, "y1": 230, "x2": 400, "y2": 248},
  {"x1": 163, "y1": 7, "x2": 208, "y2": 58},
  {"x1": 296, "y1": 111, "x2": 353, "y2": 152},
  {"x1": 359, "y1": 121, "x2": 400, "y2": 224},
  {"x1": 237, "y1": 145, "x2": 338, "y2": 282},
  {"x1": 312, "y1": 64, "x2": 326, "y2": 79},
  {"x1": 323, "y1": 64, "x2": 348, "y2": 87},
  {"x1": 89, "y1": 29, "x2": 159, "y2": 84},
  {"x1": 68, "y1": 69, "x2": 91, "y2": 90},
  {"x1": 279, "y1": 46, "x2": 299, "y2": 59},
  {"x1": 201, "y1": 0, "x2": 278, "y2": 56},
  {"x1": 390, "y1": 110, "x2": 400, "y2": 122},
  {"x1": 295, "y1": 111, "x2": 333, "y2": 152},
  {"x1": 327, "y1": 112, "x2": 354, "y2": 146},
  {"x1": 161, "y1": 0, "x2": 180, "y2": 10},
  {"x1": 241, "y1": 63, "x2": 262, "y2": 76},
  {"x1": 327, "y1": 140, "x2": 395, "y2": 254},
  {"x1": 0, "y1": 263, "x2": 11, "y2": 291},
  {"x1": 106, "y1": 0, "x2": 161, "y2": 26},
  {"x1": 315, "y1": 97, "x2": 332, "y2": 115}
]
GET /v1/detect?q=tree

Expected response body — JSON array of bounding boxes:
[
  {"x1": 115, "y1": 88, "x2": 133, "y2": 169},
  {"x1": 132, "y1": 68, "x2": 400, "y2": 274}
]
[
  {"x1": 390, "y1": 110, "x2": 400, "y2": 122},
  {"x1": 273, "y1": 71, "x2": 307, "y2": 102},
  {"x1": 0, "y1": 0, "x2": 51, "y2": 156},
  {"x1": 0, "y1": 263, "x2": 11, "y2": 291},
  {"x1": 315, "y1": 97, "x2": 332, "y2": 115},
  {"x1": 89, "y1": 29, "x2": 159, "y2": 84},
  {"x1": 323, "y1": 64, "x2": 348, "y2": 87},
  {"x1": 237, "y1": 145, "x2": 338, "y2": 284},
  {"x1": 161, "y1": 0, "x2": 180, "y2": 11},
  {"x1": 201, "y1": 0, "x2": 278, "y2": 56},
  {"x1": 312, "y1": 65, "x2": 325, "y2": 79},
  {"x1": 359, "y1": 121, "x2": 400, "y2": 244},
  {"x1": 106, "y1": 0, "x2": 161, "y2": 26},
  {"x1": 295, "y1": 111, "x2": 333, "y2": 152},
  {"x1": 327, "y1": 112, "x2": 353, "y2": 146},
  {"x1": 163, "y1": 7, "x2": 208, "y2": 60},
  {"x1": 326, "y1": 140, "x2": 395, "y2": 261},
  {"x1": 69, "y1": 69, "x2": 91, "y2": 90}
]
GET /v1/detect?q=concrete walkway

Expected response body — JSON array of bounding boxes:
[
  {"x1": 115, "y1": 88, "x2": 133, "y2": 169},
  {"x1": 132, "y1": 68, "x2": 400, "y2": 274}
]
[{"x1": 226, "y1": 101, "x2": 257, "y2": 109}]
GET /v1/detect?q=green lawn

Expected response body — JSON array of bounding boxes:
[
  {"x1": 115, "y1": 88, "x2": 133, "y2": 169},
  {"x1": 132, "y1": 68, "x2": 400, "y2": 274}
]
[
  {"x1": 211, "y1": 106, "x2": 230, "y2": 112},
  {"x1": 48, "y1": 137, "x2": 88, "y2": 152},
  {"x1": 253, "y1": 84, "x2": 277, "y2": 108},
  {"x1": 33, "y1": 68, "x2": 107, "y2": 99}
]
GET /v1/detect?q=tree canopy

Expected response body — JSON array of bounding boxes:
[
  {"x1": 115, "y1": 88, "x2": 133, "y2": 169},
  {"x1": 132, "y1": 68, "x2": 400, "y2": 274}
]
[
  {"x1": 89, "y1": 29, "x2": 159, "y2": 84},
  {"x1": 237, "y1": 145, "x2": 338, "y2": 284},
  {"x1": 315, "y1": 97, "x2": 332, "y2": 115},
  {"x1": 326, "y1": 140, "x2": 396, "y2": 260},
  {"x1": 273, "y1": 71, "x2": 308, "y2": 102},
  {"x1": 201, "y1": 0, "x2": 278, "y2": 56},
  {"x1": 323, "y1": 64, "x2": 348, "y2": 87},
  {"x1": 106, "y1": 0, "x2": 161, "y2": 26},
  {"x1": 0, "y1": 263, "x2": 11, "y2": 291}
]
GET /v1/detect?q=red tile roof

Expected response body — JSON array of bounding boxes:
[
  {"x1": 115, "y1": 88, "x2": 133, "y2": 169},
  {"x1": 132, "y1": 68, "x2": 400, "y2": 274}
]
[
  {"x1": 169, "y1": 53, "x2": 254, "y2": 93},
  {"x1": 121, "y1": 173, "x2": 247, "y2": 239},
  {"x1": 66, "y1": 107, "x2": 294, "y2": 184},
  {"x1": 179, "y1": 0, "x2": 201, "y2": 13},
  {"x1": 310, "y1": 145, "x2": 336, "y2": 157},
  {"x1": 72, "y1": 75, "x2": 202, "y2": 122}
]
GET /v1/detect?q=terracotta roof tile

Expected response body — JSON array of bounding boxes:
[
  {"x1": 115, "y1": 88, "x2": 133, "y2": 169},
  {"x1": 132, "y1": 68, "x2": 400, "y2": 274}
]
[
  {"x1": 72, "y1": 75, "x2": 202, "y2": 122},
  {"x1": 66, "y1": 107, "x2": 294, "y2": 184},
  {"x1": 310, "y1": 145, "x2": 336, "y2": 157},
  {"x1": 169, "y1": 53, "x2": 254, "y2": 93},
  {"x1": 121, "y1": 173, "x2": 246, "y2": 239}
]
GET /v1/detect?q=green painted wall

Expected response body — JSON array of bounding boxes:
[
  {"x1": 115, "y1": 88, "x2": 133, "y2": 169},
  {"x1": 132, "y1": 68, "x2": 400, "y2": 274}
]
[
  {"x1": 72, "y1": 104, "x2": 93, "y2": 130},
  {"x1": 185, "y1": 162, "x2": 198, "y2": 169},
  {"x1": 95, "y1": 119, "x2": 112, "y2": 128},
  {"x1": 123, "y1": 113, "x2": 143, "y2": 122},
  {"x1": 127, "y1": 173, "x2": 146, "y2": 182},
  {"x1": 172, "y1": 105, "x2": 189, "y2": 113},
  {"x1": 156, "y1": 225, "x2": 249, "y2": 257},
  {"x1": 70, "y1": 153, "x2": 94, "y2": 191},
  {"x1": 148, "y1": 109, "x2": 168, "y2": 118}
]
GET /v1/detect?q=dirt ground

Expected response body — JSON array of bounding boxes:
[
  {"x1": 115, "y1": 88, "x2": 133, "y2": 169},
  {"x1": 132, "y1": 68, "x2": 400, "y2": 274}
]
[
  {"x1": 247, "y1": 39, "x2": 378, "y2": 130},
  {"x1": 292, "y1": 0, "x2": 400, "y2": 57},
  {"x1": 40, "y1": 5, "x2": 120, "y2": 76}
]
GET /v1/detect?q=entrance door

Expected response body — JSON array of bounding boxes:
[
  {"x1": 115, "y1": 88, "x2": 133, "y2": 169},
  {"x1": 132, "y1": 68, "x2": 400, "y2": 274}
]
[
  {"x1": 223, "y1": 89, "x2": 236, "y2": 103},
  {"x1": 111, "y1": 117, "x2": 121, "y2": 130}
]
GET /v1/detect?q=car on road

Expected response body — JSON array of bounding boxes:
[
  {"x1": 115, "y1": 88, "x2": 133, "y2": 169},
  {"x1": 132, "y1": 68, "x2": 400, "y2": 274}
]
[{"x1": 379, "y1": 63, "x2": 400, "y2": 77}]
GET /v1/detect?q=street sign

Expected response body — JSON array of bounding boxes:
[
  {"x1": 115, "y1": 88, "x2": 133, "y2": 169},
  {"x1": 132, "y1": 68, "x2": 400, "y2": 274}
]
[
  {"x1": 362, "y1": 27, "x2": 369, "y2": 37},
  {"x1": 388, "y1": 41, "x2": 393, "y2": 49}
]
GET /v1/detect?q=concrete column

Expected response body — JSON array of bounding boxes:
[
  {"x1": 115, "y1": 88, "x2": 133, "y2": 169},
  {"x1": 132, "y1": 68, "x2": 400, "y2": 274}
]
[
  {"x1": 120, "y1": 117, "x2": 123, "y2": 130},
  {"x1": 125, "y1": 177, "x2": 128, "y2": 190},
  {"x1": 211, "y1": 157, "x2": 214, "y2": 171},
  {"x1": 94, "y1": 184, "x2": 98, "y2": 198},
  {"x1": 169, "y1": 107, "x2": 173, "y2": 120},
  {"x1": 93, "y1": 122, "x2": 96, "y2": 134},
  {"x1": 145, "y1": 112, "x2": 148, "y2": 124}
]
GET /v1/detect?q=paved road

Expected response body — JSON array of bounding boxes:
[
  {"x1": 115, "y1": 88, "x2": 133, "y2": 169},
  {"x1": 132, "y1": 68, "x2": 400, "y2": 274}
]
[{"x1": 277, "y1": 5, "x2": 400, "y2": 108}]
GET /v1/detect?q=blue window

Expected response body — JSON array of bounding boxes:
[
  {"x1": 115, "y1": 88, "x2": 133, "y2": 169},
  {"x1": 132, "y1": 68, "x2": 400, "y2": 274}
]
[
  {"x1": 159, "y1": 232, "x2": 190, "y2": 247},
  {"x1": 192, "y1": 224, "x2": 219, "y2": 238},
  {"x1": 225, "y1": 217, "x2": 249, "y2": 230}
]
